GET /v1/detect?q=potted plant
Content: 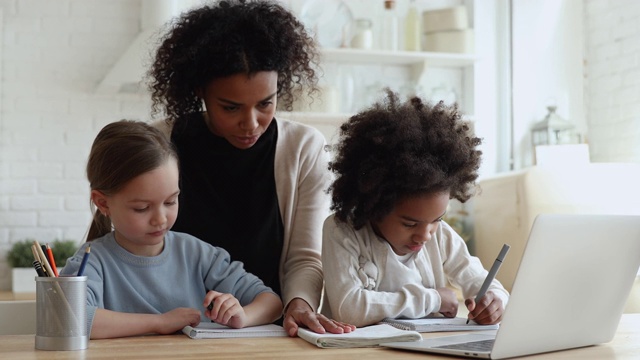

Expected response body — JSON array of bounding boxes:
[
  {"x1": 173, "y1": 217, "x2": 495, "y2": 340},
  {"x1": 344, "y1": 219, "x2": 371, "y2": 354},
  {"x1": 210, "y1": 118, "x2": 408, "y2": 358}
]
[{"x1": 6, "y1": 239, "x2": 78, "y2": 292}]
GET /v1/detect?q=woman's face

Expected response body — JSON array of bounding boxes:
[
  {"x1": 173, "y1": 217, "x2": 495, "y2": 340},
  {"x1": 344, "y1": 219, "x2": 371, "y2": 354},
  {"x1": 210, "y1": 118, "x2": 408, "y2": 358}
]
[{"x1": 200, "y1": 71, "x2": 278, "y2": 149}]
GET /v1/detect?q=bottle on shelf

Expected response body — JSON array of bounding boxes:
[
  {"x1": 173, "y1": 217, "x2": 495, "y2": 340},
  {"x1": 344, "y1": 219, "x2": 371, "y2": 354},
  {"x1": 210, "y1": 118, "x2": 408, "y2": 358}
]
[
  {"x1": 338, "y1": 65, "x2": 355, "y2": 113},
  {"x1": 351, "y1": 18, "x2": 374, "y2": 50},
  {"x1": 379, "y1": 0, "x2": 399, "y2": 51},
  {"x1": 404, "y1": 0, "x2": 421, "y2": 51}
]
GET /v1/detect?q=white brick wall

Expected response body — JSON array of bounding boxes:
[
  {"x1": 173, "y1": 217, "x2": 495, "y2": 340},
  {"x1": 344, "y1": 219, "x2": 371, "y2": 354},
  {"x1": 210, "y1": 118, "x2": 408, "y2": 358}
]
[
  {"x1": 0, "y1": 0, "x2": 503, "y2": 291},
  {"x1": 0, "y1": 0, "x2": 151, "y2": 290},
  {"x1": 0, "y1": 0, "x2": 473, "y2": 289},
  {"x1": 584, "y1": 0, "x2": 640, "y2": 162}
]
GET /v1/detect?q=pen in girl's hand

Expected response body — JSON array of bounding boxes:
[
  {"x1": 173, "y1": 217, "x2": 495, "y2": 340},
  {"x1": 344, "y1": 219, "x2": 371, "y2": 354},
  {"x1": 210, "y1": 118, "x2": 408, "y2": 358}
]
[
  {"x1": 467, "y1": 244, "x2": 510, "y2": 324},
  {"x1": 77, "y1": 246, "x2": 91, "y2": 276}
]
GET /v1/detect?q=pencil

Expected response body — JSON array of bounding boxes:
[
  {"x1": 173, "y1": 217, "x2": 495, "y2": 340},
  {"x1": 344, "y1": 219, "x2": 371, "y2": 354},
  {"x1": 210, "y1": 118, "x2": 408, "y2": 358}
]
[
  {"x1": 45, "y1": 243, "x2": 59, "y2": 277},
  {"x1": 30, "y1": 244, "x2": 40, "y2": 263},
  {"x1": 77, "y1": 246, "x2": 91, "y2": 276},
  {"x1": 33, "y1": 241, "x2": 55, "y2": 277},
  {"x1": 33, "y1": 246, "x2": 49, "y2": 277},
  {"x1": 30, "y1": 244, "x2": 47, "y2": 277}
]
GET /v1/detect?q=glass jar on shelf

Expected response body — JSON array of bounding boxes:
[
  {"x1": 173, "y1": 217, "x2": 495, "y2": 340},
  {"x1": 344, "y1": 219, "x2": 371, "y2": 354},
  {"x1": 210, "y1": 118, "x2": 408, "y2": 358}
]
[{"x1": 350, "y1": 18, "x2": 373, "y2": 50}]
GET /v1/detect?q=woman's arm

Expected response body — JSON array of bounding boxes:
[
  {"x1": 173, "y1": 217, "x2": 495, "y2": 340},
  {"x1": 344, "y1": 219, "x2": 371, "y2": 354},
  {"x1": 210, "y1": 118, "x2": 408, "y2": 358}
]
[
  {"x1": 90, "y1": 308, "x2": 201, "y2": 339},
  {"x1": 274, "y1": 122, "x2": 356, "y2": 336},
  {"x1": 278, "y1": 128, "x2": 329, "y2": 311}
]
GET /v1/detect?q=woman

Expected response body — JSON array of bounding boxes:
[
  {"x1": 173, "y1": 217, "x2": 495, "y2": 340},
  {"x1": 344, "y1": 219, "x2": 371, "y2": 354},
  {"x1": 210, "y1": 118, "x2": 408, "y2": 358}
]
[{"x1": 148, "y1": 0, "x2": 354, "y2": 337}]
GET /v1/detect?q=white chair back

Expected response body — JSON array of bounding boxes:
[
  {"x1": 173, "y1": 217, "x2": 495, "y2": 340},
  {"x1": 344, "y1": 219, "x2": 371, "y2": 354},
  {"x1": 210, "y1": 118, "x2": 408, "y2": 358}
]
[{"x1": 0, "y1": 300, "x2": 36, "y2": 335}]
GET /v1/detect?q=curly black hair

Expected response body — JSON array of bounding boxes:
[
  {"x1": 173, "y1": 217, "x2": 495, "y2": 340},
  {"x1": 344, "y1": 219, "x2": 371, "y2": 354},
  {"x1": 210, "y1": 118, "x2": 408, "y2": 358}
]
[
  {"x1": 147, "y1": 0, "x2": 319, "y2": 124},
  {"x1": 329, "y1": 90, "x2": 482, "y2": 230}
]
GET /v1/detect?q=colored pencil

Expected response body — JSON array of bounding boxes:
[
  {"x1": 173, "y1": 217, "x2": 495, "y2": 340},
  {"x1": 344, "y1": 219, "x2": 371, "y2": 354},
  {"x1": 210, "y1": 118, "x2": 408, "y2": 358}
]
[
  {"x1": 77, "y1": 246, "x2": 91, "y2": 276},
  {"x1": 45, "y1": 243, "x2": 59, "y2": 277}
]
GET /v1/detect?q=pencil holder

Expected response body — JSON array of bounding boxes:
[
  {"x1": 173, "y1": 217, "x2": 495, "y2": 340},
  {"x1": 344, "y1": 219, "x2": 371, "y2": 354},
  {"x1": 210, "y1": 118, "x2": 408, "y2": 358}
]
[{"x1": 35, "y1": 276, "x2": 88, "y2": 351}]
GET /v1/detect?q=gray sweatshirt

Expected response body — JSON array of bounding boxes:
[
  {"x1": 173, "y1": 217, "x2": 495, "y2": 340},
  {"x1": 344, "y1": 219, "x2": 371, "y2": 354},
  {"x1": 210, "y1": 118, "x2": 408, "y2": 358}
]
[{"x1": 60, "y1": 231, "x2": 275, "y2": 335}]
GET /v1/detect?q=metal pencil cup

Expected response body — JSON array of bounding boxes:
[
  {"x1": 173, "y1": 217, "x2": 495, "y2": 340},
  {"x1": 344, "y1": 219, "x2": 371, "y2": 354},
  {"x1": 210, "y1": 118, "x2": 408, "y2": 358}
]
[{"x1": 35, "y1": 276, "x2": 88, "y2": 351}]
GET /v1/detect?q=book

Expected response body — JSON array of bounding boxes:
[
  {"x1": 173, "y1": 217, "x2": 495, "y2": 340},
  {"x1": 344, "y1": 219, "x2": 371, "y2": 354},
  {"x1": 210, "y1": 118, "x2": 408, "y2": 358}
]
[
  {"x1": 297, "y1": 324, "x2": 421, "y2": 348},
  {"x1": 182, "y1": 322, "x2": 287, "y2": 339},
  {"x1": 379, "y1": 316, "x2": 499, "y2": 332}
]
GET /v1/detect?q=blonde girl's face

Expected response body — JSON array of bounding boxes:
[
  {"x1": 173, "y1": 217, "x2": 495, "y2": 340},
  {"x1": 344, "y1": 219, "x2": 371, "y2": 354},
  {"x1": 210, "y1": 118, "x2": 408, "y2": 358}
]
[
  {"x1": 91, "y1": 158, "x2": 180, "y2": 257},
  {"x1": 200, "y1": 71, "x2": 278, "y2": 149},
  {"x1": 372, "y1": 192, "x2": 450, "y2": 256}
]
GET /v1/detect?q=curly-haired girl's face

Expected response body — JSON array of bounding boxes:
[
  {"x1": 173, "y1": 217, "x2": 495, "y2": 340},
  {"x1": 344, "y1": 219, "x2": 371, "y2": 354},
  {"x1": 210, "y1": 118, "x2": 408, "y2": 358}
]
[
  {"x1": 200, "y1": 71, "x2": 278, "y2": 149},
  {"x1": 372, "y1": 191, "x2": 450, "y2": 256}
]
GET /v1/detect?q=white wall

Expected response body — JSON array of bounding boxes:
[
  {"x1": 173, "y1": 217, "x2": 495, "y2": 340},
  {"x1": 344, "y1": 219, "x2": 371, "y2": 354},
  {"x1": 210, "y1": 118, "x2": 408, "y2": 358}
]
[
  {"x1": 584, "y1": 0, "x2": 640, "y2": 162},
  {"x1": 6, "y1": 0, "x2": 612, "y2": 290},
  {"x1": 511, "y1": 0, "x2": 640, "y2": 167},
  {"x1": 0, "y1": 0, "x2": 497, "y2": 290},
  {"x1": 511, "y1": 0, "x2": 586, "y2": 169},
  {"x1": 0, "y1": 0, "x2": 151, "y2": 289}
]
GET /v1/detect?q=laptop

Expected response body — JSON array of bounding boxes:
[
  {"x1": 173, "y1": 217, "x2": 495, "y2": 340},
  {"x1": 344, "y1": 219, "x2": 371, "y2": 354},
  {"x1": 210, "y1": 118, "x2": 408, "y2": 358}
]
[{"x1": 381, "y1": 214, "x2": 640, "y2": 359}]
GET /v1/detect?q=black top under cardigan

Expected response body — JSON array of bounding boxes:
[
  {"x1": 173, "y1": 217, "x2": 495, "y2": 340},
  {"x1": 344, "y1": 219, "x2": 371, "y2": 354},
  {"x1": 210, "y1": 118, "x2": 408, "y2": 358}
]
[{"x1": 171, "y1": 114, "x2": 283, "y2": 295}]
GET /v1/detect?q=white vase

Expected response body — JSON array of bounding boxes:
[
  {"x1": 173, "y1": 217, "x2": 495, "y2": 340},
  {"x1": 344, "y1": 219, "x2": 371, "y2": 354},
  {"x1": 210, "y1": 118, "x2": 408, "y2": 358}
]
[{"x1": 11, "y1": 267, "x2": 37, "y2": 293}]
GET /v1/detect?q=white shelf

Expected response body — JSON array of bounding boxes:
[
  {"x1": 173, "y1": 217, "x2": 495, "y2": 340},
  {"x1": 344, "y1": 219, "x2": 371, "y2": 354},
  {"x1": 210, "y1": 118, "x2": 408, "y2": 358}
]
[
  {"x1": 278, "y1": 111, "x2": 351, "y2": 124},
  {"x1": 320, "y1": 48, "x2": 478, "y2": 68},
  {"x1": 281, "y1": 111, "x2": 476, "y2": 124},
  {"x1": 283, "y1": 45, "x2": 480, "y2": 142}
]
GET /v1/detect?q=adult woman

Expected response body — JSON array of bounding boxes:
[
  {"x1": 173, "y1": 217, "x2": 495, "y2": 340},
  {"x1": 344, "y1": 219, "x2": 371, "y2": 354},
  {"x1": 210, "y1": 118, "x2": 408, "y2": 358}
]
[{"x1": 148, "y1": 0, "x2": 353, "y2": 336}]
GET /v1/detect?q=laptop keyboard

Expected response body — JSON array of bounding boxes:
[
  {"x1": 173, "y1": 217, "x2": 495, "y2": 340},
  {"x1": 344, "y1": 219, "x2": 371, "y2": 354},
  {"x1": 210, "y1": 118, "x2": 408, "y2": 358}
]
[{"x1": 434, "y1": 339, "x2": 495, "y2": 352}]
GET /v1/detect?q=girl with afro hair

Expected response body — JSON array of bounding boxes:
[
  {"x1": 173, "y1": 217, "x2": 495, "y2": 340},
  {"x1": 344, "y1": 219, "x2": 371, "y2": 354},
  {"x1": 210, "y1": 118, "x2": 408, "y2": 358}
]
[
  {"x1": 148, "y1": 0, "x2": 353, "y2": 337},
  {"x1": 320, "y1": 91, "x2": 509, "y2": 327}
]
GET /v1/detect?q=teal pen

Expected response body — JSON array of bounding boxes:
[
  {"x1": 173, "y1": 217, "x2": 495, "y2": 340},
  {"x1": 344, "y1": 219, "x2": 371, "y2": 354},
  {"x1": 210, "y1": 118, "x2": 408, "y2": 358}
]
[
  {"x1": 77, "y1": 246, "x2": 91, "y2": 276},
  {"x1": 467, "y1": 244, "x2": 510, "y2": 324}
]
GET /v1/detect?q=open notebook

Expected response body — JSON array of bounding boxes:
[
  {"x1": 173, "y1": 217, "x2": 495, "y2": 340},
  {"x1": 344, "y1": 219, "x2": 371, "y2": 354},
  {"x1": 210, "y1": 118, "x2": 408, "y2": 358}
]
[
  {"x1": 382, "y1": 214, "x2": 640, "y2": 359},
  {"x1": 182, "y1": 322, "x2": 287, "y2": 339},
  {"x1": 298, "y1": 324, "x2": 421, "y2": 348},
  {"x1": 380, "y1": 316, "x2": 498, "y2": 332}
]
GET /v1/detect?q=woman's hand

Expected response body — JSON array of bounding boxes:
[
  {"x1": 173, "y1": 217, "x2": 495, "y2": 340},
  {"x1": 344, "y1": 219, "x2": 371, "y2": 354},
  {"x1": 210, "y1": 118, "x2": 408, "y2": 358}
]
[
  {"x1": 282, "y1": 298, "x2": 356, "y2": 337},
  {"x1": 465, "y1": 290, "x2": 504, "y2": 325},
  {"x1": 204, "y1": 290, "x2": 247, "y2": 328}
]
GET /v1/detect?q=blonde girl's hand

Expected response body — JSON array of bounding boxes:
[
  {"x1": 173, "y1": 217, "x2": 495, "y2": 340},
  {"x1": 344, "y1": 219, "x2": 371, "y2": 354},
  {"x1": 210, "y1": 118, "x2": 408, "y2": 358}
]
[
  {"x1": 465, "y1": 290, "x2": 504, "y2": 325},
  {"x1": 436, "y1": 287, "x2": 459, "y2": 318},
  {"x1": 204, "y1": 290, "x2": 247, "y2": 328},
  {"x1": 157, "y1": 308, "x2": 201, "y2": 335}
]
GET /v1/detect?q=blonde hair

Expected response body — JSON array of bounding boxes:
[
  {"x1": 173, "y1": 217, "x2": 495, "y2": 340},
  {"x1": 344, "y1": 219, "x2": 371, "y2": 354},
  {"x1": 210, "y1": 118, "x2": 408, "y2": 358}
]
[{"x1": 86, "y1": 120, "x2": 177, "y2": 241}]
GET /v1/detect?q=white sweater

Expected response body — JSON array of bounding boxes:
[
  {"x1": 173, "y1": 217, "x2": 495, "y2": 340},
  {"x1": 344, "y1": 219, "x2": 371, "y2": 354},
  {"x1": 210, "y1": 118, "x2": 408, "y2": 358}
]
[{"x1": 320, "y1": 214, "x2": 509, "y2": 327}]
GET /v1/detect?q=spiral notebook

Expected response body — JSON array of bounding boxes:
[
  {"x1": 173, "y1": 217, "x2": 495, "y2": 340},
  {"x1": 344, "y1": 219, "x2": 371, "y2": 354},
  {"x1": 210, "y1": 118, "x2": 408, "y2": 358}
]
[
  {"x1": 380, "y1": 316, "x2": 499, "y2": 332},
  {"x1": 182, "y1": 322, "x2": 287, "y2": 339},
  {"x1": 298, "y1": 324, "x2": 421, "y2": 348}
]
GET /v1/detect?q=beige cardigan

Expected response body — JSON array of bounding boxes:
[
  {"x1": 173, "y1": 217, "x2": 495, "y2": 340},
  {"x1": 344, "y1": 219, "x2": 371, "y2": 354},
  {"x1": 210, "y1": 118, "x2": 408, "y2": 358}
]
[{"x1": 153, "y1": 117, "x2": 331, "y2": 311}]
